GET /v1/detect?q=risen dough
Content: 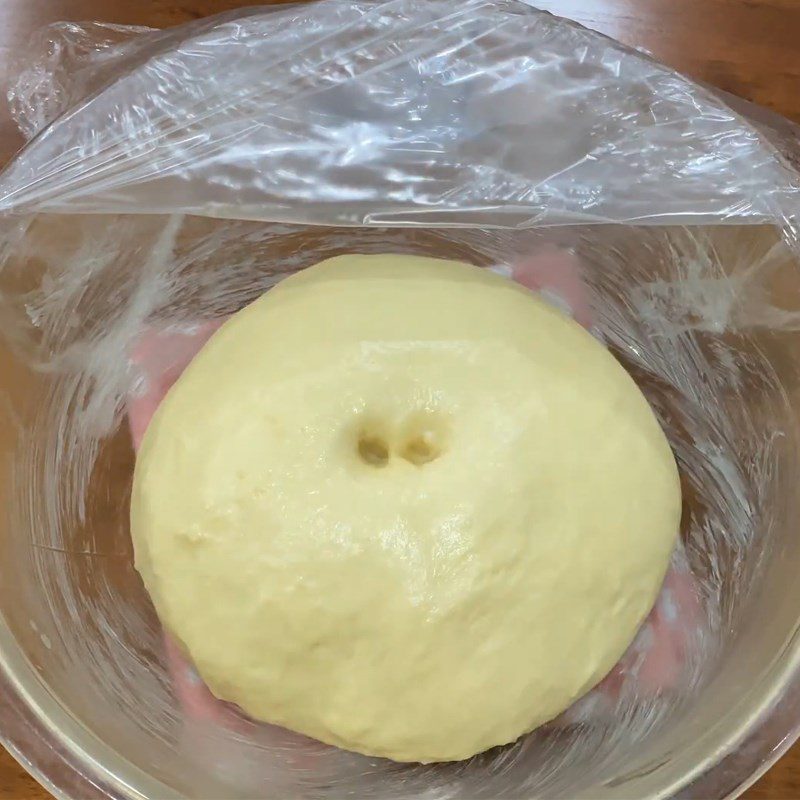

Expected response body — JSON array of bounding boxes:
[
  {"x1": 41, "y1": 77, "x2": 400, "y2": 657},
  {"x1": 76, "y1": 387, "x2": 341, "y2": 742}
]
[{"x1": 131, "y1": 254, "x2": 680, "y2": 763}]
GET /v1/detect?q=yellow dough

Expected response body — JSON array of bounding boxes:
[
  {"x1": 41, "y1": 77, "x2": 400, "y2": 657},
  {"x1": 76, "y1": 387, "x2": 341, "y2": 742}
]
[{"x1": 131, "y1": 254, "x2": 680, "y2": 763}]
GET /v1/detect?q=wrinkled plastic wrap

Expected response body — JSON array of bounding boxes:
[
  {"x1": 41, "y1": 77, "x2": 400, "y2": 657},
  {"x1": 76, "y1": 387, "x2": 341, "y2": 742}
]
[
  {"x1": 1, "y1": 2, "x2": 800, "y2": 799},
  {"x1": 1, "y1": 0, "x2": 799, "y2": 227}
]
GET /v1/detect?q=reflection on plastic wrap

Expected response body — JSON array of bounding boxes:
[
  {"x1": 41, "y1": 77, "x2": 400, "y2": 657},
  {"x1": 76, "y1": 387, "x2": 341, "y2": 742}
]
[{"x1": 1, "y1": 1, "x2": 800, "y2": 798}]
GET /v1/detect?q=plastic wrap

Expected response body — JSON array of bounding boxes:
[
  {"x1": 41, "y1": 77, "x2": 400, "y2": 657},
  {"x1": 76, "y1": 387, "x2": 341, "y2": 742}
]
[
  {"x1": 1, "y1": 0, "x2": 799, "y2": 226},
  {"x1": 1, "y1": 2, "x2": 800, "y2": 799}
]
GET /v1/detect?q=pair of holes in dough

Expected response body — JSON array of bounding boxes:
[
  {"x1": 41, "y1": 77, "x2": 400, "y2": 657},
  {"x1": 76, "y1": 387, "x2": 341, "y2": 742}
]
[{"x1": 357, "y1": 416, "x2": 446, "y2": 468}]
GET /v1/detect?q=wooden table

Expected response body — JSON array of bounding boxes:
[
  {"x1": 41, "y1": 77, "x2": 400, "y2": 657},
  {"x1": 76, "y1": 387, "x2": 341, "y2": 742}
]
[{"x1": 1, "y1": 1, "x2": 799, "y2": 797}]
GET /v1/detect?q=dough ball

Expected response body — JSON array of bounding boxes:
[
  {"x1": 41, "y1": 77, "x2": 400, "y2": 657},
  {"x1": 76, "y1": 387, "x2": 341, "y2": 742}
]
[{"x1": 131, "y1": 254, "x2": 680, "y2": 763}]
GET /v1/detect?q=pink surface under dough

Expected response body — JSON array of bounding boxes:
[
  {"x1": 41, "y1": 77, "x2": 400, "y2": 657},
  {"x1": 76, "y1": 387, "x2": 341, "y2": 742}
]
[{"x1": 127, "y1": 250, "x2": 701, "y2": 740}]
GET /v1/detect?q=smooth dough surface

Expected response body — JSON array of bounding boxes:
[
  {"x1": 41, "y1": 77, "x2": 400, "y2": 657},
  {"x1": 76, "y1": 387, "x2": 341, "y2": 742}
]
[{"x1": 131, "y1": 254, "x2": 680, "y2": 763}]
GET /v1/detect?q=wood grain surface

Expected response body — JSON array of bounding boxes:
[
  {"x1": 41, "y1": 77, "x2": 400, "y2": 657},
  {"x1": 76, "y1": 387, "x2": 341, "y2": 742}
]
[{"x1": 1, "y1": 0, "x2": 799, "y2": 798}]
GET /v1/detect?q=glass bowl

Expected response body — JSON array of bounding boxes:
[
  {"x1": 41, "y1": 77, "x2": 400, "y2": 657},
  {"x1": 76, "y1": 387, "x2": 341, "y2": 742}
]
[{"x1": 1, "y1": 217, "x2": 800, "y2": 799}]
